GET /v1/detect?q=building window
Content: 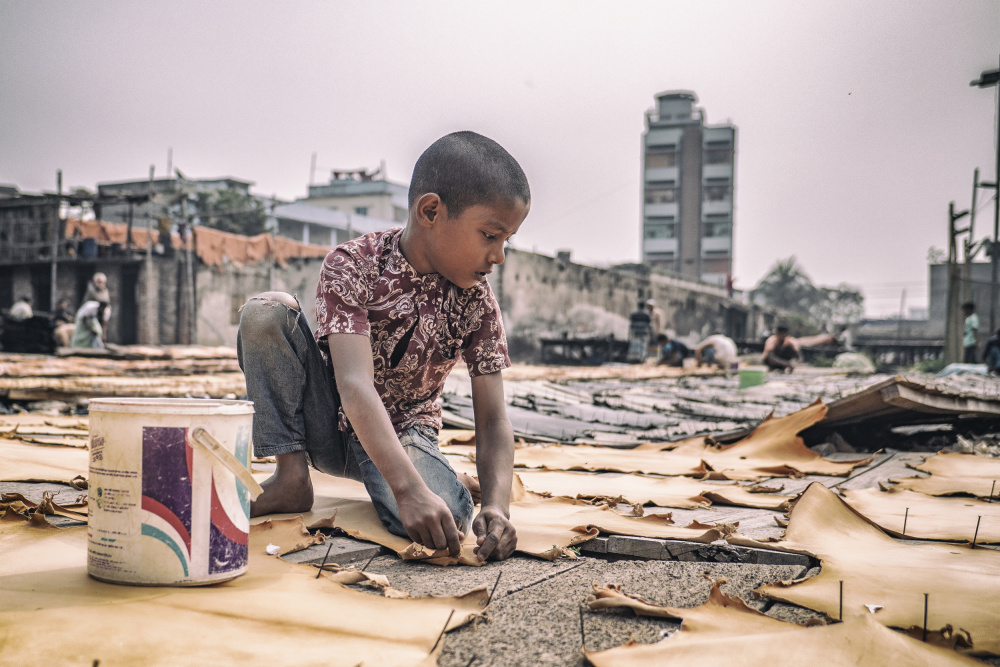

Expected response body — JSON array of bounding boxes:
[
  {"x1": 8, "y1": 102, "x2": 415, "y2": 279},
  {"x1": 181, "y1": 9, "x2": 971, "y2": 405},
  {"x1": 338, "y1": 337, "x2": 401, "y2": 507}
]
[
  {"x1": 645, "y1": 150, "x2": 677, "y2": 169},
  {"x1": 645, "y1": 186, "x2": 677, "y2": 204},
  {"x1": 702, "y1": 221, "x2": 731, "y2": 238},
  {"x1": 704, "y1": 147, "x2": 732, "y2": 165},
  {"x1": 354, "y1": 206, "x2": 368, "y2": 216},
  {"x1": 645, "y1": 221, "x2": 676, "y2": 239},
  {"x1": 703, "y1": 183, "x2": 730, "y2": 201}
]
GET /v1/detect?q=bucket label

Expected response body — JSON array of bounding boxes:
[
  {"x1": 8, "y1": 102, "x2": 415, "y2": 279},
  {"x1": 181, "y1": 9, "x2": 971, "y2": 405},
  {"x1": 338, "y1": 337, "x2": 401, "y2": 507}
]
[
  {"x1": 138, "y1": 426, "x2": 251, "y2": 580},
  {"x1": 141, "y1": 427, "x2": 195, "y2": 577}
]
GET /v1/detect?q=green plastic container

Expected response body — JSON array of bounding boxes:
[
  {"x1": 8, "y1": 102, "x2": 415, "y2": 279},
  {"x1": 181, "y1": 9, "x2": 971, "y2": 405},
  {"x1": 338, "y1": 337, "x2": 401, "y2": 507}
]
[{"x1": 739, "y1": 368, "x2": 767, "y2": 389}]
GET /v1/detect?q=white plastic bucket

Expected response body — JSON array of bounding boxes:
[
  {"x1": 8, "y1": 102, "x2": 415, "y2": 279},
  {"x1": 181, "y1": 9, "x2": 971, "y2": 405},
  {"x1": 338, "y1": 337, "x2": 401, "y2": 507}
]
[{"x1": 87, "y1": 398, "x2": 262, "y2": 586}]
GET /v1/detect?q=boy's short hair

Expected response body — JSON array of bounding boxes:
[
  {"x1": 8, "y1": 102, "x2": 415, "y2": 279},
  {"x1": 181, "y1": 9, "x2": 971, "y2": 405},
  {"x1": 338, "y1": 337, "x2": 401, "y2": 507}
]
[
  {"x1": 776, "y1": 324, "x2": 789, "y2": 334},
  {"x1": 962, "y1": 301, "x2": 976, "y2": 311},
  {"x1": 409, "y1": 131, "x2": 530, "y2": 217}
]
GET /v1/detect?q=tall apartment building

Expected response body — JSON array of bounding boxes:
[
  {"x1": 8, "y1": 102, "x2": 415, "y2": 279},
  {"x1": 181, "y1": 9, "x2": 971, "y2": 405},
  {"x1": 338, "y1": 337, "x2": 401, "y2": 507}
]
[{"x1": 641, "y1": 91, "x2": 736, "y2": 285}]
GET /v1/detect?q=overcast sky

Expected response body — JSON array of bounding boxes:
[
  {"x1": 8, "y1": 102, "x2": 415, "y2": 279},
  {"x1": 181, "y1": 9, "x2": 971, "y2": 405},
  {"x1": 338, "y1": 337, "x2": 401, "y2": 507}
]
[{"x1": 1, "y1": 1, "x2": 998, "y2": 316}]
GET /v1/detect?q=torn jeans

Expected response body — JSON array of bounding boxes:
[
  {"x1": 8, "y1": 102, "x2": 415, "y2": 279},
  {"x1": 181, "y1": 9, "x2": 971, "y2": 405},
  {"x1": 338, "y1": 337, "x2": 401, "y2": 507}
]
[{"x1": 236, "y1": 296, "x2": 473, "y2": 536}]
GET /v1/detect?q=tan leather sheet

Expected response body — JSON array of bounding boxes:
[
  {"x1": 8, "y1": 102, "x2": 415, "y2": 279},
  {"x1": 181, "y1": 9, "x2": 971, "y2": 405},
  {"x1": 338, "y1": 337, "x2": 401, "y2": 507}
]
[
  {"x1": 0, "y1": 438, "x2": 90, "y2": 484},
  {"x1": 444, "y1": 454, "x2": 790, "y2": 511},
  {"x1": 505, "y1": 469, "x2": 790, "y2": 511},
  {"x1": 283, "y1": 472, "x2": 731, "y2": 564},
  {"x1": 891, "y1": 451, "x2": 1000, "y2": 498},
  {"x1": 446, "y1": 402, "x2": 872, "y2": 480},
  {"x1": 585, "y1": 580, "x2": 982, "y2": 666},
  {"x1": 842, "y1": 487, "x2": 1000, "y2": 544},
  {"x1": 0, "y1": 517, "x2": 485, "y2": 666},
  {"x1": 730, "y1": 483, "x2": 1000, "y2": 655}
]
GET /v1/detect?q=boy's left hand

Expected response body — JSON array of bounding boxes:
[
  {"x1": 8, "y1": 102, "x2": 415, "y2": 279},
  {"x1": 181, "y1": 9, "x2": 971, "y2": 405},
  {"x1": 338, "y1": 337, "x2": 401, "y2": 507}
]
[{"x1": 472, "y1": 505, "x2": 517, "y2": 561}]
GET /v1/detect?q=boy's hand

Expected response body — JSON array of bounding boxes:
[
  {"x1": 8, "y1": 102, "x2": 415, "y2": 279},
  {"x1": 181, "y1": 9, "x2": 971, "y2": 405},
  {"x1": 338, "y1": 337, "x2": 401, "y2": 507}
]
[
  {"x1": 472, "y1": 505, "x2": 517, "y2": 561},
  {"x1": 397, "y1": 484, "x2": 465, "y2": 557}
]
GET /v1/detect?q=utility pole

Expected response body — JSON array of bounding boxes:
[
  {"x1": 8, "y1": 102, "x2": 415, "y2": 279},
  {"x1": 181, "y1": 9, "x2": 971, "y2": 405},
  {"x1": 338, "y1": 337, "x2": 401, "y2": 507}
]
[
  {"x1": 970, "y1": 58, "x2": 1000, "y2": 333},
  {"x1": 181, "y1": 193, "x2": 196, "y2": 345},
  {"x1": 146, "y1": 165, "x2": 156, "y2": 345},
  {"x1": 946, "y1": 202, "x2": 971, "y2": 364},
  {"x1": 964, "y1": 168, "x2": 980, "y2": 303},
  {"x1": 50, "y1": 170, "x2": 62, "y2": 311}
]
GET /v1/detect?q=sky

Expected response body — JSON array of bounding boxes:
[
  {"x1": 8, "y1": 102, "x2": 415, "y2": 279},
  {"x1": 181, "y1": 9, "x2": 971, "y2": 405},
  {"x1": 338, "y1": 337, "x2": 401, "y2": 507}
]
[{"x1": 1, "y1": 1, "x2": 998, "y2": 317}]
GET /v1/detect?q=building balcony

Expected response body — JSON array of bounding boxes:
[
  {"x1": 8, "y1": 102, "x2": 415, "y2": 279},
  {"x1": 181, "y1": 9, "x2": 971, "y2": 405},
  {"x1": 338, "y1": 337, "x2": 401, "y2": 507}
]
[
  {"x1": 644, "y1": 166, "x2": 678, "y2": 183},
  {"x1": 702, "y1": 126, "x2": 734, "y2": 145},
  {"x1": 702, "y1": 163, "x2": 732, "y2": 180},
  {"x1": 702, "y1": 199, "x2": 731, "y2": 216},
  {"x1": 644, "y1": 237, "x2": 678, "y2": 255},
  {"x1": 644, "y1": 202, "x2": 679, "y2": 217},
  {"x1": 645, "y1": 127, "x2": 683, "y2": 148},
  {"x1": 700, "y1": 236, "x2": 731, "y2": 257}
]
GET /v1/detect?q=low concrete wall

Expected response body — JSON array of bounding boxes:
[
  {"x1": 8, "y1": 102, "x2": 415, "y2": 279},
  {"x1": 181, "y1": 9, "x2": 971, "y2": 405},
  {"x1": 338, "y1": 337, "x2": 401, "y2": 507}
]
[{"x1": 489, "y1": 248, "x2": 748, "y2": 361}]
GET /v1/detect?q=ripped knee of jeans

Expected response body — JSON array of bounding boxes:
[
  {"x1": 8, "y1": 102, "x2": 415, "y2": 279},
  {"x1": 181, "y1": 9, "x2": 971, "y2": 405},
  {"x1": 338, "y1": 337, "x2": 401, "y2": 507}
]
[{"x1": 241, "y1": 292, "x2": 302, "y2": 327}]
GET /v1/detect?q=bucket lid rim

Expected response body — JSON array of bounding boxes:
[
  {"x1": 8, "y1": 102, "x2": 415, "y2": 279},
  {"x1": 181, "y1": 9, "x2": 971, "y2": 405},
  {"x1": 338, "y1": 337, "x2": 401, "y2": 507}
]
[{"x1": 88, "y1": 397, "x2": 254, "y2": 414}]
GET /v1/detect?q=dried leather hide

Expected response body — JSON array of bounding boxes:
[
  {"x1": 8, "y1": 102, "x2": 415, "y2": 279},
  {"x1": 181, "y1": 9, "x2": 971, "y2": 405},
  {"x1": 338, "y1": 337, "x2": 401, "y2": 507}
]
[
  {"x1": 729, "y1": 483, "x2": 1000, "y2": 655},
  {"x1": 583, "y1": 579, "x2": 983, "y2": 666},
  {"x1": 0, "y1": 515, "x2": 486, "y2": 666},
  {"x1": 287, "y1": 473, "x2": 733, "y2": 565},
  {"x1": 890, "y1": 451, "x2": 1000, "y2": 499},
  {"x1": 446, "y1": 401, "x2": 872, "y2": 480},
  {"x1": 842, "y1": 487, "x2": 1000, "y2": 544}
]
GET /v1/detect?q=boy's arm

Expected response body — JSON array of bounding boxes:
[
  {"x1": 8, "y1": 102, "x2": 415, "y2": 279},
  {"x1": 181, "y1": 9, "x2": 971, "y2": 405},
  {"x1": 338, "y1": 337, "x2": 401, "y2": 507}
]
[
  {"x1": 470, "y1": 370, "x2": 518, "y2": 561},
  {"x1": 326, "y1": 333, "x2": 464, "y2": 557}
]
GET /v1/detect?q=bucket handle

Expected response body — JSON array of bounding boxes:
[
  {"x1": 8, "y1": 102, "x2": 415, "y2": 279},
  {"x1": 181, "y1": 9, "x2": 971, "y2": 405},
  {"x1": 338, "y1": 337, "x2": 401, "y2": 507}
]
[{"x1": 191, "y1": 427, "x2": 265, "y2": 500}]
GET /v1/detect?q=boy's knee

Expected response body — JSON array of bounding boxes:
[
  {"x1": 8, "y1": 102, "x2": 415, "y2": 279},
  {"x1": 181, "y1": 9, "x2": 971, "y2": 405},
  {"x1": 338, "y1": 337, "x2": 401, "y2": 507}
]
[
  {"x1": 238, "y1": 293, "x2": 299, "y2": 340},
  {"x1": 252, "y1": 292, "x2": 299, "y2": 310}
]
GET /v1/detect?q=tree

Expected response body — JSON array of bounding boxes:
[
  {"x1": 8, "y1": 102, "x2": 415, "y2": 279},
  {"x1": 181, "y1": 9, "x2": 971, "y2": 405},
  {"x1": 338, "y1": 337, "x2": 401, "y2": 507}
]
[
  {"x1": 809, "y1": 284, "x2": 864, "y2": 329},
  {"x1": 752, "y1": 257, "x2": 864, "y2": 329},
  {"x1": 751, "y1": 257, "x2": 817, "y2": 313},
  {"x1": 194, "y1": 188, "x2": 268, "y2": 237}
]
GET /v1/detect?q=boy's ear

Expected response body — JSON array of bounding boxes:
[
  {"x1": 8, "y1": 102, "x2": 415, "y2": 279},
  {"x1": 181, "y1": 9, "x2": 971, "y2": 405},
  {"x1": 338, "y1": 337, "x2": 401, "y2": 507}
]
[{"x1": 415, "y1": 193, "x2": 445, "y2": 228}]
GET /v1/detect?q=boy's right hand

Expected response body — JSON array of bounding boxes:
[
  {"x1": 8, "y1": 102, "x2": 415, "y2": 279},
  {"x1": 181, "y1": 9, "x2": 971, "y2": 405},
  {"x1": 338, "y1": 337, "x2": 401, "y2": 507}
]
[{"x1": 397, "y1": 484, "x2": 464, "y2": 557}]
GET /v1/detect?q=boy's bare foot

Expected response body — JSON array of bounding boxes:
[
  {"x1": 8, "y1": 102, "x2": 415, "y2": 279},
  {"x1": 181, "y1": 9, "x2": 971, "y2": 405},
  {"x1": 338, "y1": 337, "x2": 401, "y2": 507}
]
[
  {"x1": 458, "y1": 472, "x2": 481, "y2": 505},
  {"x1": 250, "y1": 451, "x2": 314, "y2": 517}
]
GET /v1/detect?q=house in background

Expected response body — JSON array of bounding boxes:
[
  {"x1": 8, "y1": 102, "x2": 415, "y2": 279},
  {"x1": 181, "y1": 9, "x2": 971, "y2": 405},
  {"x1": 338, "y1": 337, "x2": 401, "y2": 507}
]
[
  {"x1": 271, "y1": 201, "x2": 399, "y2": 248},
  {"x1": 305, "y1": 168, "x2": 409, "y2": 223}
]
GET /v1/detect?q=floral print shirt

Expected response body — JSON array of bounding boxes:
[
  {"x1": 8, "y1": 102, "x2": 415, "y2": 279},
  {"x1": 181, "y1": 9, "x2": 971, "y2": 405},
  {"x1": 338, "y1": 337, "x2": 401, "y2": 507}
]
[{"x1": 315, "y1": 228, "x2": 510, "y2": 435}]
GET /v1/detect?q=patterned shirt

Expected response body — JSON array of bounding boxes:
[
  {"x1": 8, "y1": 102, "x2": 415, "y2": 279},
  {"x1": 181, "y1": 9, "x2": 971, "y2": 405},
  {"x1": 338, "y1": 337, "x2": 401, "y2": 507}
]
[{"x1": 315, "y1": 228, "x2": 510, "y2": 435}]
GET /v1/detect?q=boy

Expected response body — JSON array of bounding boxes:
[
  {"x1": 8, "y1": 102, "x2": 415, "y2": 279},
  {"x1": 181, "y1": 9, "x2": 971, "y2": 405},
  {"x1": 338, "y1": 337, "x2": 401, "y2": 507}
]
[{"x1": 237, "y1": 131, "x2": 528, "y2": 562}]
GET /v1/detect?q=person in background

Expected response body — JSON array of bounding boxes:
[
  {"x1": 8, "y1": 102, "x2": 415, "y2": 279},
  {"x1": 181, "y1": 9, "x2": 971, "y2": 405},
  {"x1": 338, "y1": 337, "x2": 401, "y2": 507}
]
[
  {"x1": 646, "y1": 299, "x2": 665, "y2": 338},
  {"x1": 84, "y1": 272, "x2": 110, "y2": 304},
  {"x1": 762, "y1": 325, "x2": 801, "y2": 372},
  {"x1": 962, "y1": 302, "x2": 980, "y2": 364},
  {"x1": 626, "y1": 299, "x2": 652, "y2": 363},
  {"x1": 52, "y1": 297, "x2": 76, "y2": 348},
  {"x1": 70, "y1": 301, "x2": 109, "y2": 349},
  {"x1": 984, "y1": 328, "x2": 1000, "y2": 375},
  {"x1": 694, "y1": 334, "x2": 738, "y2": 373},
  {"x1": 8, "y1": 295, "x2": 33, "y2": 321},
  {"x1": 655, "y1": 332, "x2": 691, "y2": 367}
]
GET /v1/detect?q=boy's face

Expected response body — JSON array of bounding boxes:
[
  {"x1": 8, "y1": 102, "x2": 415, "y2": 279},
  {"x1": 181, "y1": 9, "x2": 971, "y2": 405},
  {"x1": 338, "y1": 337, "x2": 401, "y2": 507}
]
[{"x1": 428, "y1": 198, "x2": 529, "y2": 289}]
